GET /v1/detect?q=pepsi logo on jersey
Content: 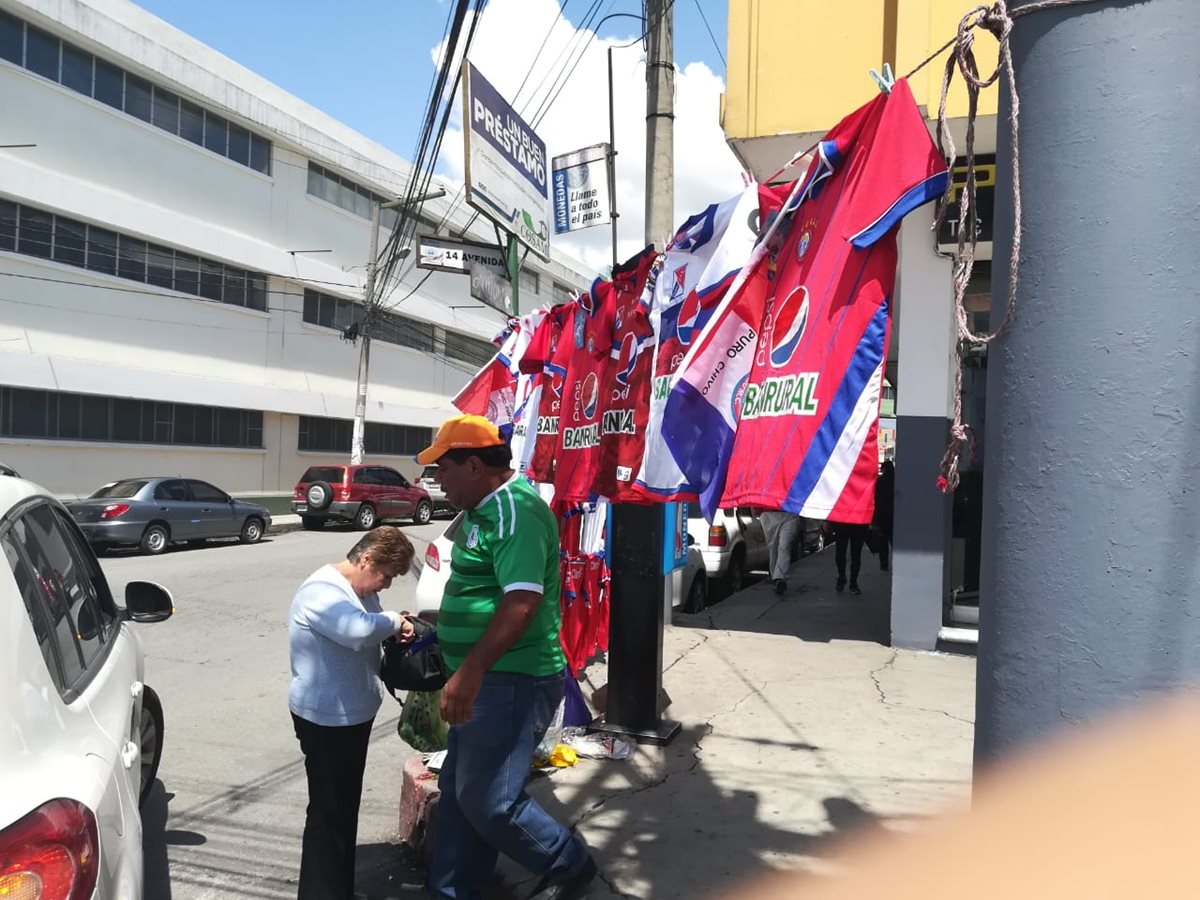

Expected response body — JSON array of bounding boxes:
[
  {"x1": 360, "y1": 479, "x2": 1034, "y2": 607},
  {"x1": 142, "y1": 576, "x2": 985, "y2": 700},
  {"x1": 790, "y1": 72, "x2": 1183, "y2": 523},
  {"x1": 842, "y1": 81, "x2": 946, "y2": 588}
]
[
  {"x1": 675, "y1": 290, "x2": 703, "y2": 346},
  {"x1": 768, "y1": 285, "x2": 810, "y2": 369},
  {"x1": 613, "y1": 332, "x2": 639, "y2": 387}
]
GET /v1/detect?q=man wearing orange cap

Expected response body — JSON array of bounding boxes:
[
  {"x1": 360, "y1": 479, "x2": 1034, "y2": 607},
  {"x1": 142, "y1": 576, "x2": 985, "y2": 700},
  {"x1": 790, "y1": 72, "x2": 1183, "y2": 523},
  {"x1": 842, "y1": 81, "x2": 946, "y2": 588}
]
[{"x1": 419, "y1": 415, "x2": 595, "y2": 900}]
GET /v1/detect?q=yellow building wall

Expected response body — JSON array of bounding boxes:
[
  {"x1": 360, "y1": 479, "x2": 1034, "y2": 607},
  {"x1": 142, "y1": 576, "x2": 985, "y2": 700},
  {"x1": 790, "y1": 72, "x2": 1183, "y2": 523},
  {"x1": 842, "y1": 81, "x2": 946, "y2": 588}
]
[{"x1": 724, "y1": 0, "x2": 999, "y2": 139}]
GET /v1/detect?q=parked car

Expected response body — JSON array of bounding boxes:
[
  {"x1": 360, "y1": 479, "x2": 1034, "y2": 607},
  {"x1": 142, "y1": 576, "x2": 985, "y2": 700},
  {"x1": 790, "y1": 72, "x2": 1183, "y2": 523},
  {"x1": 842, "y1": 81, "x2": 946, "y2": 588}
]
[
  {"x1": 686, "y1": 505, "x2": 770, "y2": 593},
  {"x1": 292, "y1": 464, "x2": 434, "y2": 531},
  {"x1": 0, "y1": 473, "x2": 174, "y2": 899},
  {"x1": 68, "y1": 478, "x2": 272, "y2": 555},
  {"x1": 414, "y1": 514, "x2": 710, "y2": 617},
  {"x1": 417, "y1": 465, "x2": 455, "y2": 515}
]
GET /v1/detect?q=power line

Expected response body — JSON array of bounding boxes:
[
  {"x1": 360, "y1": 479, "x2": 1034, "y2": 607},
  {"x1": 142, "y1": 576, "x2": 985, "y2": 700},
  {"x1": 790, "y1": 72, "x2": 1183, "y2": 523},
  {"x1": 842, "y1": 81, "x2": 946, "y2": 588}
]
[{"x1": 691, "y1": 0, "x2": 726, "y2": 68}]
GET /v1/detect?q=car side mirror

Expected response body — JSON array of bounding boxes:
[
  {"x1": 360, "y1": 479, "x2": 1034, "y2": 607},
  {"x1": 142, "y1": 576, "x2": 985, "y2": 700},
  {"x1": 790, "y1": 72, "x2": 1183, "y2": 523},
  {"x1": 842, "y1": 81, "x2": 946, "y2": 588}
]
[{"x1": 124, "y1": 581, "x2": 174, "y2": 623}]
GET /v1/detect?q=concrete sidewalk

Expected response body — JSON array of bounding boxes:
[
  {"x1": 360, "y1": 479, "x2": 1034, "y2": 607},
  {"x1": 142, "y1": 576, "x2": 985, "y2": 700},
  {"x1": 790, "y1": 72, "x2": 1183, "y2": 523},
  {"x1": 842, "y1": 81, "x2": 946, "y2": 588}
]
[{"x1": 496, "y1": 548, "x2": 976, "y2": 898}]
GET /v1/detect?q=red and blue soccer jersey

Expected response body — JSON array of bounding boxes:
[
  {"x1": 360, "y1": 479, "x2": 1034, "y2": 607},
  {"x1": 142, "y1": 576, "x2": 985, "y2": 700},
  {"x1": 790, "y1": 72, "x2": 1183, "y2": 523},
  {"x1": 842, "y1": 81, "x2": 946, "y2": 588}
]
[
  {"x1": 721, "y1": 78, "x2": 948, "y2": 523},
  {"x1": 553, "y1": 284, "x2": 617, "y2": 505},
  {"x1": 523, "y1": 303, "x2": 573, "y2": 486},
  {"x1": 594, "y1": 246, "x2": 657, "y2": 501}
]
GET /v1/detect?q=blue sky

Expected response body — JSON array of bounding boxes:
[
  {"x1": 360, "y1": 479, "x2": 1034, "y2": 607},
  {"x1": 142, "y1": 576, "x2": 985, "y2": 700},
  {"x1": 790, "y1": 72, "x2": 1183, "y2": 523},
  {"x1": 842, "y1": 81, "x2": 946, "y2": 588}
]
[{"x1": 135, "y1": 0, "x2": 729, "y2": 162}]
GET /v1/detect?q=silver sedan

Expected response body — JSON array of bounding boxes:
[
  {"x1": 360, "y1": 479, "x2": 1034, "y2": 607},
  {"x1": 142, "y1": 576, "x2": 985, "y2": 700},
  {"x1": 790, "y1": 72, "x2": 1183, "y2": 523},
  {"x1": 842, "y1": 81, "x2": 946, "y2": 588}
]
[{"x1": 67, "y1": 477, "x2": 272, "y2": 555}]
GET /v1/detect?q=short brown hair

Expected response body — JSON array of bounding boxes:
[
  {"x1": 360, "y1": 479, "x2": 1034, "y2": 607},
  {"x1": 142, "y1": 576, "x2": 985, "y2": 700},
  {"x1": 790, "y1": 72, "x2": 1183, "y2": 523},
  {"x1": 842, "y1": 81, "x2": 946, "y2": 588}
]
[{"x1": 346, "y1": 526, "x2": 414, "y2": 574}]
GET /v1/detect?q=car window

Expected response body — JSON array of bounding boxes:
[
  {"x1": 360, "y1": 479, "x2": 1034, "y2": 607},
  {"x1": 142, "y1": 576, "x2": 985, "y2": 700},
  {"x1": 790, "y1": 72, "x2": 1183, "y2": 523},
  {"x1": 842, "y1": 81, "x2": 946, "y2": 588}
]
[
  {"x1": 188, "y1": 480, "x2": 229, "y2": 503},
  {"x1": 154, "y1": 479, "x2": 190, "y2": 502},
  {"x1": 353, "y1": 468, "x2": 377, "y2": 485},
  {"x1": 2, "y1": 530, "x2": 60, "y2": 688},
  {"x1": 736, "y1": 506, "x2": 757, "y2": 520},
  {"x1": 378, "y1": 468, "x2": 405, "y2": 487},
  {"x1": 4, "y1": 504, "x2": 119, "y2": 693},
  {"x1": 301, "y1": 466, "x2": 345, "y2": 484},
  {"x1": 90, "y1": 479, "x2": 148, "y2": 499},
  {"x1": 420, "y1": 466, "x2": 439, "y2": 481}
]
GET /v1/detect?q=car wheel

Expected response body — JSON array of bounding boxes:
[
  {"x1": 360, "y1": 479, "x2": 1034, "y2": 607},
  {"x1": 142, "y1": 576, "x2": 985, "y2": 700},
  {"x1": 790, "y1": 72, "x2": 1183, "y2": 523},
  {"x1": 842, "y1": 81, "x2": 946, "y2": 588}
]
[
  {"x1": 355, "y1": 504, "x2": 377, "y2": 531},
  {"x1": 306, "y1": 481, "x2": 334, "y2": 511},
  {"x1": 684, "y1": 572, "x2": 708, "y2": 613},
  {"x1": 140, "y1": 524, "x2": 169, "y2": 556},
  {"x1": 413, "y1": 501, "x2": 433, "y2": 526},
  {"x1": 240, "y1": 517, "x2": 265, "y2": 544},
  {"x1": 139, "y1": 685, "x2": 164, "y2": 807},
  {"x1": 724, "y1": 551, "x2": 746, "y2": 595}
]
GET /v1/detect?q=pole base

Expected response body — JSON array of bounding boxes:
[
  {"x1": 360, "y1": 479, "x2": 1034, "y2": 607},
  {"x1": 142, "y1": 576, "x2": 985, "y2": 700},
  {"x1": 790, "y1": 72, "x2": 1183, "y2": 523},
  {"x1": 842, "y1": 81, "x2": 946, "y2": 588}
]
[{"x1": 588, "y1": 718, "x2": 682, "y2": 747}]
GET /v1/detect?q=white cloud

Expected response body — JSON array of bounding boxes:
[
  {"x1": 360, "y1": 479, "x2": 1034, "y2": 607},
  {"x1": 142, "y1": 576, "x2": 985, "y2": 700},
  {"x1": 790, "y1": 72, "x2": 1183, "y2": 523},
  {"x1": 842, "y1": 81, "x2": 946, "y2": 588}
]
[{"x1": 431, "y1": 0, "x2": 745, "y2": 275}]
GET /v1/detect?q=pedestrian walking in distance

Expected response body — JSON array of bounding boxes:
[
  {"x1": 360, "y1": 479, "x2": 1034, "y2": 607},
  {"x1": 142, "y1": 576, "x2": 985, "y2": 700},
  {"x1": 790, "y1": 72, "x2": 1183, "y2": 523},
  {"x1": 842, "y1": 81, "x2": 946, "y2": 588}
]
[
  {"x1": 420, "y1": 415, "x2": 596, "y2": 900},
  {"x1": 828, "y1": 521, "x2": 869, "y2": 595},
  {"x1": 288, "y1": 526, "x2": 417, "y2": 900},
  {"x1": 874, "y1": 460, "x2": 895, "y2": 571},
  {"x1": 760, "y1": 509, "x2": 803, "y2": 595}
]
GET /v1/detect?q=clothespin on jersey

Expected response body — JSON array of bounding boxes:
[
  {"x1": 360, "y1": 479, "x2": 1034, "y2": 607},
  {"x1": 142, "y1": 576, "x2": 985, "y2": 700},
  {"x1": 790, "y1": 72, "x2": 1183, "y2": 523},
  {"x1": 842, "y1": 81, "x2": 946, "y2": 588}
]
[{"x1": 870, "y1": 63, "x2": 895, "y2": 95}]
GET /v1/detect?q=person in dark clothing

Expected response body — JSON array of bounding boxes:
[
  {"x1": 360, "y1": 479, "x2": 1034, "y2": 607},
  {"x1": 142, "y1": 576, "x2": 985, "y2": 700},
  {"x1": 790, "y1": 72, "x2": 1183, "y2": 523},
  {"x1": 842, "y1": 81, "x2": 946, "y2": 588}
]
[
  {"x1": 874, "y1": 460, "x2": 895, "y2": 571},
  {"x1": 827, "y1": 521, "x2": 869, "y2": 594}
]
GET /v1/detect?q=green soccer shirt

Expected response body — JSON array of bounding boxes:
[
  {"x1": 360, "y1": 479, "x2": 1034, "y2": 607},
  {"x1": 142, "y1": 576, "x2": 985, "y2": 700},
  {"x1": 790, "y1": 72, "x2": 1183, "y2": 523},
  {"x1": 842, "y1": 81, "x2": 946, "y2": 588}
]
[{"x1": 438, "y1": 474, "x2": 565, "y2": 676}]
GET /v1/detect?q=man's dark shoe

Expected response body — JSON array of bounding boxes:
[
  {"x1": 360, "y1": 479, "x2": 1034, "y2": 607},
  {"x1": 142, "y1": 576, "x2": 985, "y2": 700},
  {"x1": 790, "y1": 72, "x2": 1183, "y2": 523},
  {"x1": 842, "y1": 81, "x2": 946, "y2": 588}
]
[
  {"x1": 849, "y1": 582, "x2": 862, "y2": 595},
  {"x1": 531, "y1": 856, "x2": 598, "y2": 900},
  {"x1": 774, "y1": 578, "x2": 787, "y2": 595},
  {"x1": 835, "y1": 578, "x2": 846, "y2": 593}
]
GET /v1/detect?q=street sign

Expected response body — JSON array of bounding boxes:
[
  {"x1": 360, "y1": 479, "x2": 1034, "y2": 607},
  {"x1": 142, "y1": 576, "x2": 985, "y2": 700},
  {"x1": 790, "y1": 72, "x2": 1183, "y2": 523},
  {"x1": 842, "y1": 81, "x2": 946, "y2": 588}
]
[
  {"x1": 416, "y1": 235, "x2": 507, "y2": 277},
  {"x1": 551, "y1": 143, "x2": 612, "y2": 235},
  {"x1": 462, "y1": 61, "x2": 551, "y2": 259},
  {"x1": 469, "y1": 262, "x2": 512, "y2": 314}
]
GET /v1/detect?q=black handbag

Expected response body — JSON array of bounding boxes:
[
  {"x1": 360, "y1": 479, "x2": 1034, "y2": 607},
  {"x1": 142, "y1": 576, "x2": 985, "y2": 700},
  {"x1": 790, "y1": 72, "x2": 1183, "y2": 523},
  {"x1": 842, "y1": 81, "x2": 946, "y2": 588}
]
[{"x1": 381, "y1": 616, "x2": 447, "y2": 695}]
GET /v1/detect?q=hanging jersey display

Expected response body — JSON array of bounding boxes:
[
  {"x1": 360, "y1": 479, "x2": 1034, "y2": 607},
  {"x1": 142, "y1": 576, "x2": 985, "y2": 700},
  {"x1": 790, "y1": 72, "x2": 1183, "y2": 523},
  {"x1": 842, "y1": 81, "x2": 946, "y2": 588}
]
[
  {"x1": 507, "y1": 310, "x2": 547, "y2": 476},
  {"x1": 594, "y1": 246, "x2": 657, "y2": 501},
  {"x1": 451, "y1": 326, "x2": 514, "y2": 429},
  {"x1": 524, "y1": 303, "x2": 574, "y2": 485},
  {"x1": 721, "y1": 78, "x2": 948, "y2": 522},
  {"x1": 634, "y1": 185, "x2": 781, "y2": 502},
  {"x1": 553, "y1": 285, "x2": 617, "y2": 506}
]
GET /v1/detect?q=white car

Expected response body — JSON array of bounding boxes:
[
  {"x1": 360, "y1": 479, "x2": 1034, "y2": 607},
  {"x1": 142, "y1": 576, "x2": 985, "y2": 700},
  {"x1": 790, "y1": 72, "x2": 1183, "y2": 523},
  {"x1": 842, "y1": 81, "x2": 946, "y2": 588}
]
[
  {"x1": 416, "y1": 465, "x2": 455, "y2": 516},
  {"x1": 686, "y1": 505, "x2": 771, "y2": 593},
  {"x1": 0, "y1": 475, "x2": 174, "y2": 899},
  {"x1": 415, "y1": 513, "x2": 710, "y2": 616}
]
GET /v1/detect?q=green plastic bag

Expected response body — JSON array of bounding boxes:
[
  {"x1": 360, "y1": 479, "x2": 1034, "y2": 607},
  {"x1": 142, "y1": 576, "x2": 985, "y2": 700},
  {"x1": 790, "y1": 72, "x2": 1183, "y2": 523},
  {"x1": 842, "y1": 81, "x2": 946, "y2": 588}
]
[{"x1": 397, "y1": 689, "x2": 449, "y2": 752}]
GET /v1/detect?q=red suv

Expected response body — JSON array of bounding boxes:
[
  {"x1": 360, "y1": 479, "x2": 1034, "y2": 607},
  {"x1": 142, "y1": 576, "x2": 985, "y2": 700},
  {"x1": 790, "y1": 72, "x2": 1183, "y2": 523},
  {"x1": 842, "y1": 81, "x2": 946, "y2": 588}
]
[{"x1": 292, "y1": 465, "x2": 434, "y2": 530}]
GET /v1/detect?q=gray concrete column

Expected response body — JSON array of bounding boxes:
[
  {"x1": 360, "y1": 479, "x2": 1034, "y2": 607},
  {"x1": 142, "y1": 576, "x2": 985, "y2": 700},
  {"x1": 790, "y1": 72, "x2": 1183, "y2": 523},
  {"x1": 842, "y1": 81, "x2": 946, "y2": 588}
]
[
  {"x1": 891, "y1": 212, "x2": 957, "y2": 650},
  {"x1": 976, "y1": 0, "x2": 1200, "y2": 765}
]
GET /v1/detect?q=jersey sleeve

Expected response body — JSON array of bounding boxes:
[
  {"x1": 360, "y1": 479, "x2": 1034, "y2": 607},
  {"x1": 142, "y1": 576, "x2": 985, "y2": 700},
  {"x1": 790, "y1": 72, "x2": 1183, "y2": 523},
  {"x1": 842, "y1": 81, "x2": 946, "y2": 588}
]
[
  {"x1": 519, "y1": 311, "x2": 557, "y2": 375},
  {"x1": 843, "y1": 78, "x2": 950, "y2": 249},
  {"x1": 491, "y1": 513, "x2": 551, "y2": 594}
]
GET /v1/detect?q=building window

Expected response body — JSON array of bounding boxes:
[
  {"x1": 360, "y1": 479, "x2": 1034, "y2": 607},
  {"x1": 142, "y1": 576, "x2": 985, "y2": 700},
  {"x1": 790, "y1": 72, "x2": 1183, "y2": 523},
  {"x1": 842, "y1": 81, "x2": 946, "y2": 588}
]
[
  {"x1": 302, "y1": 288, "x2": 435, "y2": 354},
  {"x1": 297, "y1": 415, "x2": 432, "y2": 456},
  {"x1": 0, "y1": 198, "x2": 268, "y2": 311},
  {"x1": 0, "y1": 11, "x2": 271, "y2": 173},
  {"x1": 551, "y1": 281, "x2": 575, "y2": 304},
  {"x1": 0, "y1": 387, "x2": 263, "y2": 448},
  {"x1": 306, "y1": 163, "x2": 400, "y2": 231},
  {"x1": 519, "y1": 268, "x2": 539, "y2": 297},
  {"x1": 441, "y1": 330, "x2": 497, "y2": 368}
]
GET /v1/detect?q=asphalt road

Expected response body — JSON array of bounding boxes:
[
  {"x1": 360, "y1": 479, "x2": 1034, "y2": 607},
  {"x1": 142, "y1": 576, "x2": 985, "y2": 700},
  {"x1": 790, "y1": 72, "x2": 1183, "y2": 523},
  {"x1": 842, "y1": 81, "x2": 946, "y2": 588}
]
[{"x1": 99, "y1": 521, "x2": 448, "y2": 899}]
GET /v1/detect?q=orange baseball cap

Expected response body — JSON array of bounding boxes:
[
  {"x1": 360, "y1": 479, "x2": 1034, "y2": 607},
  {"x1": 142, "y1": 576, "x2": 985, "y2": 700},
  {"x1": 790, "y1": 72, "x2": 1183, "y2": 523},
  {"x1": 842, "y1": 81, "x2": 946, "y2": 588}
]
[{"x1": 416, "y1": 414, "x2": 506, "y2": 465}]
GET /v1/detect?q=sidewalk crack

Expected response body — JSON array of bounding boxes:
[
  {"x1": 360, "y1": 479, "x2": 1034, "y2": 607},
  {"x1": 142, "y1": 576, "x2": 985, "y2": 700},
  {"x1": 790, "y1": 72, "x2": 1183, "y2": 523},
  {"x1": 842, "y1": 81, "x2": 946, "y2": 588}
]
[{"x1": 870, "y1": 651, "x2": 974, "y2": 727}]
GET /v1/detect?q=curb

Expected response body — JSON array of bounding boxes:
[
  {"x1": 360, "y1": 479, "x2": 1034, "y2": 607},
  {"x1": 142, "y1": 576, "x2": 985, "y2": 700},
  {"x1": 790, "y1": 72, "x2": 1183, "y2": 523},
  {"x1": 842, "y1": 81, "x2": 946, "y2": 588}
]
[{"x1": 398, "y1": 754, "x2": 441, "y2": 859}]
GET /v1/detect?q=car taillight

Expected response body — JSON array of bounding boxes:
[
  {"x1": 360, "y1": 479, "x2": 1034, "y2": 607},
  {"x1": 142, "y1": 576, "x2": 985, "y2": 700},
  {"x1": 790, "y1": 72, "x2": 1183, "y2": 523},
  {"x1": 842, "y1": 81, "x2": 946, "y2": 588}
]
[
  {"x1": 339, "y1": 489, "x2": 352, "y2": 500},
  {"x1": 294, "y1": 486, "x2": 304, "y2": 498},
  {"x1": 424, "y1": 544, "x2": 440, "y2": 572},
  {"x1": 100, "y1": 503, "x2": 130, "y2": 520},
  {"x1": 0, "y1": 799, "x2": 99, "y2": 900},
  {"x1": 708, "y1": 525, "x2": 728, "y2": 547}
]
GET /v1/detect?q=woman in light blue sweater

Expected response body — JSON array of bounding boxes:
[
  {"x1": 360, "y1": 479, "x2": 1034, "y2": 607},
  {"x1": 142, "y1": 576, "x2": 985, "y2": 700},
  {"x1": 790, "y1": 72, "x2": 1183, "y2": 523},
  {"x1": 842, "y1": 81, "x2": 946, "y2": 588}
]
[{"x1": 289, "y1": 526, "x2": 416, "y2": 900}]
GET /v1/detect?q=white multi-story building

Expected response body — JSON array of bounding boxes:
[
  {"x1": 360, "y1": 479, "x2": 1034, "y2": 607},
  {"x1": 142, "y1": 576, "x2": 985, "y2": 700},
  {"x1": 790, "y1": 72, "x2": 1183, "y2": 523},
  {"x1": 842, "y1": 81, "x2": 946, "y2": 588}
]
[{"x1": 0, "y1": 0, "x2": 590, "y2": 501}]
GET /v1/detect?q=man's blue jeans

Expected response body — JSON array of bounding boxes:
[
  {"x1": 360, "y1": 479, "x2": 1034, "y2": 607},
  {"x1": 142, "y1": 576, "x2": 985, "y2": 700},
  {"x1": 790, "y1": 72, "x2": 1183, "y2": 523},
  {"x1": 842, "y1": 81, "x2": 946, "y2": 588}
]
[{"x1": 429, "y1": 669, "x2": 588, "y2": 899}]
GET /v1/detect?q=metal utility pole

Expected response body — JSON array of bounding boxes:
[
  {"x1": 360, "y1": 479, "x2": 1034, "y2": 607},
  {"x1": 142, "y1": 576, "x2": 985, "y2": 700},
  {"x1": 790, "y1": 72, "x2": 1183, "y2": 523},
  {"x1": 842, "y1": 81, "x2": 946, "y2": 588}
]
[
  {"x1": 602, "y1": 0, "x2": 679, "y2": 746},
  {"x1": 976, "y1": 0, "x2": 1200, "y2": 766},
  {"x1": 350, "y1": 200, "x2": 383, "y2": 465},
  {"x1": 607, "y1": 47, "x2": 620, "y2": 274},
  {"x1": 350, "y1": 188, "x2": 446, "y2": 465},
  {"x1": 643, "y1": 0, "x2": 674, "y2": 244}
]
